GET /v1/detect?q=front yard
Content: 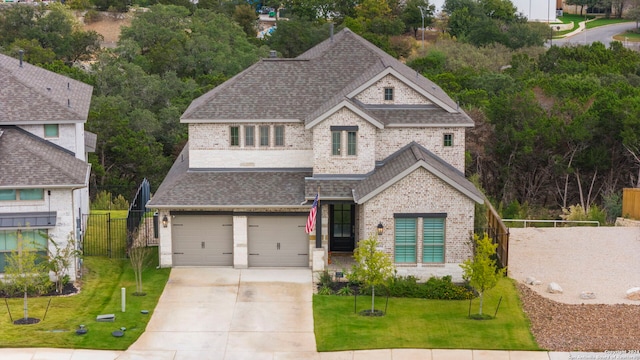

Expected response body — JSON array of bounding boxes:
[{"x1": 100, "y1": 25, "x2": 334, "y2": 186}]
[
  {"x1": 313, "y1": 277, "x2": 539, "y2": 351},
  {"x1": 0, "y1": 253, "x2": 170, "y2": 350}
]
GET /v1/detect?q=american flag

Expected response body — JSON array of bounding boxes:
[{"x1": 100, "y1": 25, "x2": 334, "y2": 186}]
[{"x1": 305, "y1": 194, "x2": 319, "y2": 234}]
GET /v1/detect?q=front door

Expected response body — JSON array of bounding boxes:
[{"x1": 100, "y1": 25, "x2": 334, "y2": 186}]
[{"x1": 329, "y1": 204, "x2": 355, "y2": 252}]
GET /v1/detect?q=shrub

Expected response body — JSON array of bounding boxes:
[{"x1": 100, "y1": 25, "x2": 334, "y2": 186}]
[
  {"x1": 357, "y1": 275, "x2": 472, "y2": 300},
  {"x1": 336, "y1": 285, "x2": 354, "y2": 296},
  {"x1": 318, "y1": 285, "x2": 333, "y2": 295},
  {"x1": 91, "y1": 191, "x2": 130, "y2": 210},
  {"x1": 84, "y1": 9, "x2": 102, "y2": 24}
]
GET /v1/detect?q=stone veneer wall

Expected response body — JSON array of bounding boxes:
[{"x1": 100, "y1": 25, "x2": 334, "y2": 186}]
[
  {"x1": 354, "y1": 75, "x2": 429, "y2": 105},
  {"x1": 359, "y1": 167, "x2": 475, "y2": 267},
  {"x1": 312, "y1": 108, "x2": 377, "y2": 174},
  {"x1": 377, "y1": 127, "x2": 466, "y2": 172}
]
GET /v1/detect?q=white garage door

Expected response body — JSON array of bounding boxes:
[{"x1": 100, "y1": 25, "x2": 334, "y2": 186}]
[
  {"x1": 248, "y1": 216, "x2": 309, "y2": 267},
  {"x1": 172, "y1": 215, "x2": 233, "y2": 266}
]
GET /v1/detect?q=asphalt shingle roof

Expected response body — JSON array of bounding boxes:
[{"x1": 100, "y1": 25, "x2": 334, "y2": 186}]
[
  {"x1": 353, "y1": 142, "x2": 484, "y2": 204},
  {"x1": 181, "y1": 29, "x2": 471, "y2": 127},
  {"x1": 0, "y1": 53, "x2": 92, "y2": 124},
  {"x1": 147, "y1": 144, "x2": 311, "y2": 208},
  {"x1": 0, "y1": 126, "x2": 90, "y2": 187}
]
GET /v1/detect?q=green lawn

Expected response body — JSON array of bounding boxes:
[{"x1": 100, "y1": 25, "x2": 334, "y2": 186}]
[
  {"x1": 314, "y1": 278, "x2": 539, "y2": 351},
  {"x1": 0, "y1": 252, "x2": 170, "y2": 349}
]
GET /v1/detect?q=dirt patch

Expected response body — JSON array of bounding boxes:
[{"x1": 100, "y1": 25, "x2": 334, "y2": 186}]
[{"x1": 82, "y1": 13, "x2": 132, "y2": 48}]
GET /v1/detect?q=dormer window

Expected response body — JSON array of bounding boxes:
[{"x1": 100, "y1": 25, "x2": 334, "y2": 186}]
[{"x1": 384, "y1": 87, "x2": 394, "y2": 101}]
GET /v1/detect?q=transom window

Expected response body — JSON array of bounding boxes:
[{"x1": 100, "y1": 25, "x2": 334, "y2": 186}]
[
  {"x1": 0, "y1": 189, "x2": 44, "y2": 201},
  {"x1": 443, "y1": 134, "x2": 453, "y2": 147},
  {"x1": 44, "y1": 124, "x2": 59, "y2": 138},
  {"x1": 394, "y1": 214, "x2": 446, "y2": 264},
  {"x1": 330, "y1": 126, "x2": 358, "y2": 157},
  {"x1": 384, "y1": 87, "x2": 394, "y2": 101},
  {"x1": 0, "y1": 229, "x2": 48, "y2": 273}
]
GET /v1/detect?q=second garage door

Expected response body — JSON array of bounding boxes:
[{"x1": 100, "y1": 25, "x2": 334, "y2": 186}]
[
  {"x1": 248, "y1": 216, "x2": 309, "y2": 267},
  {"x1": 172, "y1": 215, "x2": 233, "y2": 266}
]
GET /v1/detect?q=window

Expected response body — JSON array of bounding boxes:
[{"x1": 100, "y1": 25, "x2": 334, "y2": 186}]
[
  {"x1": 0, "y1": 190, "x2": 16, "y2": 201},
  {"x1": 259, "y1": 126, "x2": 270, "y2": 147},
  {"x1": 275, "y1": 125, "x2": 285, "y2": 147},
  {"x1": 19, "y1": 189, "x2": 44, "y2": 201},
  {"x1": 347, "y1": 131, "x2": 357, "y2": 156},
  {"x1": 384, "y1": 88, "x2": 394, "y2": 101},
  {"x1": 331, "y1": 131, "x2": 341, "y2": 155},
  {"x1": 230, "y1": 126, "x2": 240, "y2": 146},
  {"x1": 443, "y1": 134, "x2": 453, "y2": 147},
  {"x1": 394, "y1": 218, "x2": 416, "y2": 263},
  {"x1": 0, "y1": 189, "x2": 43, "y2": 201},
  {"x1": 0, "y1": 230, "x2": 48, "y2": 273},
  {"x1": 245, "y1": 126, "x2": 255, "y2": 146},
  {"x1": 423, "y1": 218, "x2": 445, "y2": 263},
  {"x1": 44, "y1": 124, "x2": 59, "y2": 138}
]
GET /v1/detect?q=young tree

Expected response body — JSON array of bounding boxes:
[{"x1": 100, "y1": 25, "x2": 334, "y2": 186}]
[
  {"x1": 47, "y1": 232, "x2": 81, "y2": 294},
  {"x1": 350, "y1": 235, "x2": 394, "y2": 315},
  {"x1": 5, "y1": 231, "x2": 49, "y2": 323},
  {"x1": 460, "y1": 233, "x2": 506, "y2": 316}
]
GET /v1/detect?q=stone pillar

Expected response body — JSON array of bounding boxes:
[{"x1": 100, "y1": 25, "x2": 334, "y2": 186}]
[{"x1": 233, "y1": 215, "x2": 248, "y2": 268}]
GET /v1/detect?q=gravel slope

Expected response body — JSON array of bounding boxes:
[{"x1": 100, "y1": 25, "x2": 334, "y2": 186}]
[{"x1": 509, "y1": 227, "x2": 640, "y2": 351}]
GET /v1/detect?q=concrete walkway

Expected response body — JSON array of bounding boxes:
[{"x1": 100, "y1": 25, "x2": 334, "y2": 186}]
[{"x1": 0, "y1": 268, "x2": 621, "y2": 359}]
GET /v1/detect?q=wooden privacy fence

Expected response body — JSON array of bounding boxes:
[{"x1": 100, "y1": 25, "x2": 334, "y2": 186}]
[{"x1": 622, "y1": 188, "x2": 640, "y2": 220}]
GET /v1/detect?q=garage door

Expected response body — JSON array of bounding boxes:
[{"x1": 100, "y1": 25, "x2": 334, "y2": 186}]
[
  {"x1": 172, "y1": 215, "x2": 233, "y2": 266},
  {"x1": 248, "y1": 216, "x2": 309, "y2": 267}
]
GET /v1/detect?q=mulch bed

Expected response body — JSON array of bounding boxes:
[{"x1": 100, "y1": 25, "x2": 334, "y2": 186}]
[
  {"x1": 0, "y1": 282, "x2": 78, "y2": 299},
  {"x1": 517, "y1": 283, "x2": 640, "y2": 351}
]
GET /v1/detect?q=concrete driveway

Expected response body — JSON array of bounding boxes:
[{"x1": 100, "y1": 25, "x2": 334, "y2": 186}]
[{"x1": 121, "y1": 268, "x2": 316, "y2": 360}]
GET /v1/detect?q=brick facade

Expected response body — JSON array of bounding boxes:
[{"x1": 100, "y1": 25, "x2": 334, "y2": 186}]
[{"x1": 355, "y1": 75, "x2": 430, "y2": 105}]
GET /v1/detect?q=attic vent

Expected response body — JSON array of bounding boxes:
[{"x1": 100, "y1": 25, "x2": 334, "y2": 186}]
[
  {"x1": 68, "y1": 99, "x2": 71, "y2": 107},
  {"x1": 269, "y1": 50, "x2": 277, "y2": 58},
  {"x1": 67, "y1": 82, "x2": 70, "y2": 90},
  {"x1": 19, "y1": 50, "x2": 24, "y2": 68}
]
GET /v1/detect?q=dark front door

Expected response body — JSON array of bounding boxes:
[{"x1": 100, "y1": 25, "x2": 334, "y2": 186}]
[{"x1": 329, "y1": 204, "x2": 355, "y2": 252}]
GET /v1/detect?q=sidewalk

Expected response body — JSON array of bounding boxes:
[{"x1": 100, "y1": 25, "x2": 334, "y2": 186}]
[{"x1": 0, "y1": 348, "x2": 616, "y2": 359}]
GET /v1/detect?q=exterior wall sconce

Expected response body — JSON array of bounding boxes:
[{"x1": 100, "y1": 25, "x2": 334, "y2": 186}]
[
  {"x1": 377, "y1": 222, "x2": 384, "y2": 235},
  {"x1": 162, "y1": 215, "x2": 168, "y2": 228}
]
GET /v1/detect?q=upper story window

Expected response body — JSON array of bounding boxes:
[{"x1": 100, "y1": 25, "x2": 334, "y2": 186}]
[
  {"x1": 259, "y1": 126, "x2": 270, "y2": 147},
  {"x1": 331, "y1": 126, "x2": 358, "y2": 157},
  {"x1": 275, "y1": 126, "x2": 285, "y2": 147},
  {"x1": 0, "y1": 189, "x2": 44, "y2": 201},
  {"x1": 230, "y1": 126, "x2": 240, "y2": 146},
  {"x1": 245, "y1": 126, "x2": 255, "y2": 146},
  {"x1": 44, "y1": 124, "x2": 59, "y2": 138},
  {"x1": 384, "y1": 87, "x2": 394, "y2": 101},
  {"x1": 443, "y1": 134, "x2": 453, "y2": 147}
]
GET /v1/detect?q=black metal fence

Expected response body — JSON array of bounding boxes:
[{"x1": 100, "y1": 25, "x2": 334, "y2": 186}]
[{"x1": 82, "y1": 210, "x2": 158, "y2": 259}]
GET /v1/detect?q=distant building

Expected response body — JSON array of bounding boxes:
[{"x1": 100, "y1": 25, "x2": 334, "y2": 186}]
[{"x1": 430, "y1": 0, "x2": 559, "y2": 22}]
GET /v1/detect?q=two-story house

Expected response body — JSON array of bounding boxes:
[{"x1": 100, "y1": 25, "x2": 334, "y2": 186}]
[
  {"x1": 0, "y1": 53, "x2": 93, "y2": 281},
  {"x1": 148, "y1": 29, "x2": 483, "y2": 280}
]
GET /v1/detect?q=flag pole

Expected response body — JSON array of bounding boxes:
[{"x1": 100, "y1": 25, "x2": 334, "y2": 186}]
[{"x1": 315, "y1": 186, "x2": 321, "y2": 249}]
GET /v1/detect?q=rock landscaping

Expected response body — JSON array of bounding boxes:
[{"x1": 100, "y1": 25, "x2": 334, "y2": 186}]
[{"x1": 518, "y1": 283, "x2": 640, "y2": 351}]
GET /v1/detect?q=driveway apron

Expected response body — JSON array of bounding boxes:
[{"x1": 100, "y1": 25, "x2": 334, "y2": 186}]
[{"x1": 124, "y1": 268, "x2": 316, "y2": 360}]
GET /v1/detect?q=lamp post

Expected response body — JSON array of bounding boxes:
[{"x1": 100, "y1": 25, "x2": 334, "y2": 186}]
[{"x1": 418, "y1": 6, "x2": 427, "y2": 49}]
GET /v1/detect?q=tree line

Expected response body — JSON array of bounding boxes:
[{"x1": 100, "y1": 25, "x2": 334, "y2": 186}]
[{"x1": 1, "y1": 0, "x2": 638, "y2": 221}]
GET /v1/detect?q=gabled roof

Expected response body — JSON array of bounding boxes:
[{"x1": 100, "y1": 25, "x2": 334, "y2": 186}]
[
  {"x1": 353, "y1": 142, "x2": 484, "y2": 204},
  {"x1": 0, "y1": 126, "x2": 90, "y2": 188},
  {"x1": 147, "y1": 144, "x2": 311, "y2": 208},
  {"x1": 181, "y1": 29, "x2": 472, "y2": 127},
  {"x1": 0, "y1": 53, "x2": 93, "y2": 124}
]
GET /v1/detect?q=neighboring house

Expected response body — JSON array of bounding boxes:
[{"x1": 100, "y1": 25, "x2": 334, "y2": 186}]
[
  {"x1": 0, "y1": 53, "x2": 94, "y2": 281},
  {"x1": 148, "y1": 29, "x2": 483, "y2": 280}
]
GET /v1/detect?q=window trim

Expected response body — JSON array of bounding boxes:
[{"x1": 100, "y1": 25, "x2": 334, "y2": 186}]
[{"x1": 0, "y1": 189, "x2": 44, "y2": 202}]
